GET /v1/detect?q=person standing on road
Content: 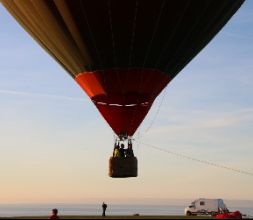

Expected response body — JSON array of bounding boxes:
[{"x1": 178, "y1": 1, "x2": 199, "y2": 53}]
[{"x1": 102, "y1": 202, "x2": 107, "y2": 217}]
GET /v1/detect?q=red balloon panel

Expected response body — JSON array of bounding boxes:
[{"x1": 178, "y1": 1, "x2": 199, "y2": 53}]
[{"x1": 76, "y1": 69, "x2": 170, "y2": 136}]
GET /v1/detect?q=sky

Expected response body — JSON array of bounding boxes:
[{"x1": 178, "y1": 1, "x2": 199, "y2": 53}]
[{"x1": 0, "y1": 1, "x2": 253, "y2": 205}]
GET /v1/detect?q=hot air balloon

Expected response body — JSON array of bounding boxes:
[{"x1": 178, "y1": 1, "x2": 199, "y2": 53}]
[{"x1": 1, "y1": 0, "x2": 244, "y2": 177}]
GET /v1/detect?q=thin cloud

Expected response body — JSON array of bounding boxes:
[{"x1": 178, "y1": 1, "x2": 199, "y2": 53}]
[
  {"x1": 142, "y1": 107, "x2": 253, "y2": 135},
  {"x1": 199, "y1": 108, "x2": 253, "y2": 129},
  {"x1": 0, "y1": 89, "x2": 88, "y2": 102},
  {"x1": 222, "y1": 30, "x2": 253, "y2": 40}
]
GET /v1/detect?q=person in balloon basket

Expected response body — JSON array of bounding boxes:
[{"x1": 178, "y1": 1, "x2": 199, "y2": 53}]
[
  {"x1": 119, "y1": 144, "x2": 125, "y2": 158},
  {"x1": 113, "y1": 143, "x2": 121, "y2": 157},
  {"x1": 49, "y1": 208, "x2": 59, "y2": 219},
  {"x1": 125, "y1": 140, "x2": 134, "y2": 157},
  {"x1": 102, "y1": 202, "x2": 107, "y2": 217}
]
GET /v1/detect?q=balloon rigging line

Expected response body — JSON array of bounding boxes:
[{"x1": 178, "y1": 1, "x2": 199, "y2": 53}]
[
  {"x1": 128, "y1": 0, "x2": 139, "y2": 67},
  {"x1": 81, "y1": 0, "x2": 111, "y2": 100},
  {"x1": 81, "y1": 0, "x2": 101, "y2": 66},
  {"x1": 80, "y1": 0, "x2": 108, "y2": 87},
  {"x1": 154, "y1": 1, "x2": 191, "y2": 69},
  {"x1": 164, "y1": 3, "x2": 208, "y2": 72},
  {"x1": 108, "y1": 0, "x2": 124, "y2": 102},
  {"x1": 140, "y1": 142, "x2": 253, "y2": 177},
  {"x1": 123, "y1": 0, "x2": 139, "y2": 118},
  {"x1": 144, "y1": 85, "x2": 168, "y2": 134},
  {"x1": 129, "y1": 1, "x2": 165, "y2": 134},
  {"x1": 107, "y1": 0, "x2": 117, "y2": 68},
  {"x1": 138, "y1": 2, "x2": 187, "y2": 136},
  {"x1": 142, "y1": 0, "x2": 166, "y2": 67}
]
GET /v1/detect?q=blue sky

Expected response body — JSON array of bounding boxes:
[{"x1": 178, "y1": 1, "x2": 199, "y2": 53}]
[{"x1": 0, "y1": 1, "x2": 253, "y2": 205}]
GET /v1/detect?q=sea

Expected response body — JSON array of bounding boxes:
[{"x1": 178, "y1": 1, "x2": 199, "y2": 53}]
[{"x1": 0, "y1": 204, "x2": 252, "y2": 218}]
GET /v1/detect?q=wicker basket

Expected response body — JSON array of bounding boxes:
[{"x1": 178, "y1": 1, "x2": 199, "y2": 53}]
[{"x1": 109, "y1": 156, "x2": 138, "y2": 178}]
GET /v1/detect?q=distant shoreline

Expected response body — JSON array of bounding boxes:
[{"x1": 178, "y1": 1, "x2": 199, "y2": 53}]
[{"x1": 0, "y1": 203, "x2": 251, "y2": 218}]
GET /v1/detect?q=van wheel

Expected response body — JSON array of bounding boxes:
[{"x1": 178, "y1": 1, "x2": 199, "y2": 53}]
[
  {"x1": 186, "y1": 211, "x2": 192, "y2": 216},
  {"x1": 211, "y1": 212, "x2": 216, "y2": 216}
]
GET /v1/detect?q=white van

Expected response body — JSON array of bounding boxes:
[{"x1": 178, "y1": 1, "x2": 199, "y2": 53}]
[{"x1": 184, "y1": 198, "x2": 229, "y2": 216}]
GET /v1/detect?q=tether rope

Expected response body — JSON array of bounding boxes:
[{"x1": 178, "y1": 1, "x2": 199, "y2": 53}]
[{"x1": 139, "y1": 141, "x2": 253, "y2": 177}]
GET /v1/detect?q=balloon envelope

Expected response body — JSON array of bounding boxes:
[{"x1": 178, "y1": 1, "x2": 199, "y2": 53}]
[{"x1": 1, "y1": 0, "x2": 244, "y2": 136}]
